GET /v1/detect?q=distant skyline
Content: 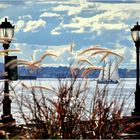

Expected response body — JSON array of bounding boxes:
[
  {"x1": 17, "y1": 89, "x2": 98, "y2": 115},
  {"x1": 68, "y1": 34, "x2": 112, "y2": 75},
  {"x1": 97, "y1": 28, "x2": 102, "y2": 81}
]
[{"x1": 0, "y1": 0, "x2": 140, "y2": 69}]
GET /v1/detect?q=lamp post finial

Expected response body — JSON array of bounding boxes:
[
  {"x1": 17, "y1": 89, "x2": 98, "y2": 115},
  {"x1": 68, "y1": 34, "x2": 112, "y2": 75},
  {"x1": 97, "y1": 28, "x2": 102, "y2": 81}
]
[{"x1": 5, "y1": 18, "x2": 7, "y2": 22}]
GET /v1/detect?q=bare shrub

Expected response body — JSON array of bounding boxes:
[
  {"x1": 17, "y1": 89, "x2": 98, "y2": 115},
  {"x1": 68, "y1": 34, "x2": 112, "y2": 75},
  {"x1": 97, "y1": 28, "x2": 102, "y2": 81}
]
[{"x1": 11, "y1": 76, "x2": 138, "y2": 139}]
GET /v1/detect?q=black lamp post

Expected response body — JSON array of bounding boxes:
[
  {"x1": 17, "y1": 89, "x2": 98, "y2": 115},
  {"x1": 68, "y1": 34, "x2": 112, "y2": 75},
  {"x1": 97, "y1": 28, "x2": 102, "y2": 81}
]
[
  {"x1": 0, "y1": 18, "x2": 15, "y2": 123},
  {"x1": 131, "y1": 22, "x2": 140, "y2": 116}
]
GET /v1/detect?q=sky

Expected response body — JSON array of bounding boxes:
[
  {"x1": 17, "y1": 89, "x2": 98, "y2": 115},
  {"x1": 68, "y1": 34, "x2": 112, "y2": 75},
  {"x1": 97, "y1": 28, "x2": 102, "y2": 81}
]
[{"x1": 0, "y1": 0, "x2": 140, "y2": 69}]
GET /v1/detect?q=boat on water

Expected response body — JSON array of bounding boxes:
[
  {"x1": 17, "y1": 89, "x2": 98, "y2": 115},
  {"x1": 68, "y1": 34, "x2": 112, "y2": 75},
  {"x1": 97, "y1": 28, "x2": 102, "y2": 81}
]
[{"x1": 97, "y1": 58, "x2": 119, "y2": 84}]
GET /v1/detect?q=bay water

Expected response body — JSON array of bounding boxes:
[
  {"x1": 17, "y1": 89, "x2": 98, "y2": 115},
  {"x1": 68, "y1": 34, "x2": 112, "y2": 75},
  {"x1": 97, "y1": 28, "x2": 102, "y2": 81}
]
[{"x1": 0, "y1": 78, "x2": 136, "y2": 124}]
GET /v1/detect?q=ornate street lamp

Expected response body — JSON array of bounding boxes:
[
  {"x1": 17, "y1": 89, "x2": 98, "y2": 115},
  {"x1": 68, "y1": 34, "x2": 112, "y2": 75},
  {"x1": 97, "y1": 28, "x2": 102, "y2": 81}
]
[
  {"x1": 0, "y1": 18, "x2": 15, "y2": 123},
  {"x1": 131, "y1": 22, "x2": 140, "y2": 116}
]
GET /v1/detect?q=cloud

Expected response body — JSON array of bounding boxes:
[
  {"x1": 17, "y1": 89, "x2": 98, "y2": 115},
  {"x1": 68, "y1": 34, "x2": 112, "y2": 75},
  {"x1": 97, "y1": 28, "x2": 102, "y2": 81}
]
[
  {"x1": 46, "y1": 44, "x2": 77, "y2": 66},
  {"x1": 23, "y1": 19, "x2": 46, "y2": 32},
  {"x1": 109, "y1": 40, "x2": 135, "y2": 68},
  {"x1": 0, "y1": 0, "x2": 25, "y2": 6},
  {"x1": 113, "y1": 47, "x2": 126, "y2": 57},
  {"x1": 53, "y1": 5, "x2": 75, "y2": 15},
  {"x1": 0, "y1": 3, "x2": 10, "y2": 8},
  {"x1": 119, "y1": 47, "x2": 135, "y2": 69},
  {"x1": 52, "y1": 0, "x2": 88, "y2": 16},
  {"x1": 1, "y1": 0, "x2": 138, "y2": 68},
  {"x1": 40, "y1": 12, "x2": 60, "y2": 17},
  {"x1": 71, "y1": 28, "x2": 85, "y2": 34},
  {"x1": 51, "y1": 30, "x2": 61, "y2": 35},
  {"x1": 51, "y1": 27, "x2": 61, "y2": 35},
  {"x1": 13, "y1": 43, "x2": 47, "y2": 61},
  {"x1": 10, "y1": 41, "x2": 136, "y2": 68},
  {"x1": 130, "y1": 48, "x2": 136, "y2": 63},
  {"x1": 15, "y1": 20, "x2": 25, "y2": 32},
  {"x1": 62, "y1": 21, "x2": 128, "y2": 32},
  {"x1": 32, "y1": 48, "x2": 42, "y2": 61},
  {"x1": 15, "y1": 17, "x2": 46, "y2": 32},
  {"x1": 61, "y1": 10, "x2": 129, "y2": 32},
  {"x1": 25, "y1": 0, "x2": 87, "y2": 5},
  {"x1": 56, "y1": 2, "x2": 140, "y2": 34},
  {"x1": 27, "y1": 0, "x2": 69, "y2": 4},
  {"x1": 18, "y1": 15, "x2": 32, "y2": 20},
  {"x1": 50, "y1": 17, "x2": 63, "y2": 35}
]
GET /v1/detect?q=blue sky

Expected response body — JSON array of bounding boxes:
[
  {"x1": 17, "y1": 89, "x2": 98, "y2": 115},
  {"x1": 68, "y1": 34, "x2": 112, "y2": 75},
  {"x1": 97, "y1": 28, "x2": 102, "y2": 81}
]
[{"x1": 0, "y1": 0, "x2": 140, "y2": 68}]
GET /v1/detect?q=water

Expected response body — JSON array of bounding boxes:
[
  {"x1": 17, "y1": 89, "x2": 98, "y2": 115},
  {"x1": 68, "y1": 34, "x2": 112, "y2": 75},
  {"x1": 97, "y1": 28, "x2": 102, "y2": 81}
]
[{"x1": 0, "y1": 78, "x2": 136, "y2": 124}]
